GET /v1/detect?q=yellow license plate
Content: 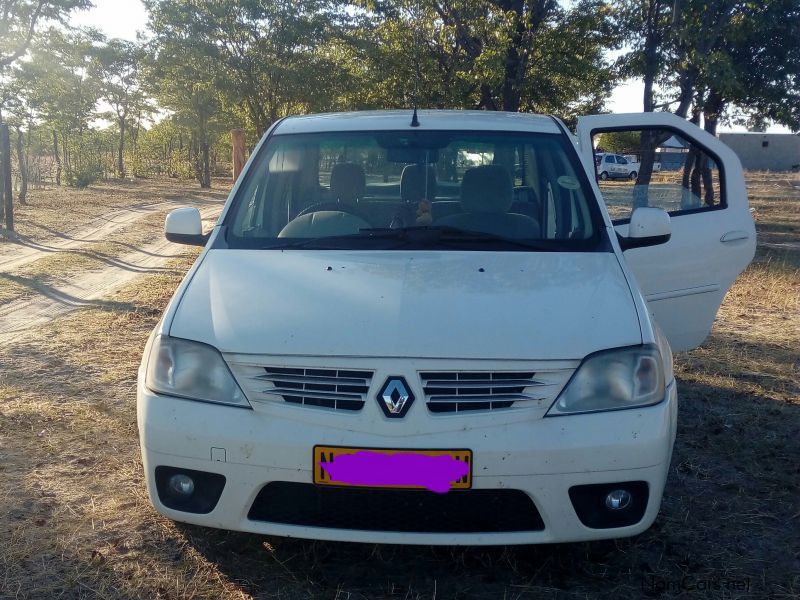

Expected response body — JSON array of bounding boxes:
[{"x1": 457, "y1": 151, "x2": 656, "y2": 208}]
[{"x1": 314, "y1": 446, "x2": 472, "y2": 491}]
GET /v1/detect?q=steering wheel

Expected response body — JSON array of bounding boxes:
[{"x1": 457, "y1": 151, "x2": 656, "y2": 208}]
[{"x1": 296, "y1": 201, "x2": 372, "y2": 225}]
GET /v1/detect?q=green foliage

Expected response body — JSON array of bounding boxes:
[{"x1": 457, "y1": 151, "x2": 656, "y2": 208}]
[
  {"x1": 348, "y1": 0, "x2": 620, "y2": 122},
  {"x1": 130, "y1": 119, "x2": 197, "y2": 180},
  {"x1": 144, "y1": 0, "x2": 347, "y2": 133},
  {"x1": 3, "y1": 0, "x2": 798, "y2": 199},
  {"x1": 65, "y1": 164, "x2": 102, "y2": 188},
  {"x1": 90, "y1": 37, "x2": 152, "y2": 178},
  {"x1": 0, "y1": 0, "x2": 91, "y2": 69},
  {"x1": 596, "y1": 131, "x2": 642, "y2": 153},
  {"x1": 17, "y1": 29, "x2": 101, "y2": 135},
  {"x1": 615, "y1": 0, "x2": 800, "y2": 131}
]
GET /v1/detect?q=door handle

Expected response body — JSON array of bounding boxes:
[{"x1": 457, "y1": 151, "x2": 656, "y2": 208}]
[{"x1": 720, "y1": 231, "x2": 750, "y2": 243}]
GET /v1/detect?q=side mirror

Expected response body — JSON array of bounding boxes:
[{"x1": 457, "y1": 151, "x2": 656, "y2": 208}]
[
  {"x1": 165, "y1": 207, "x2": 207, "y2": 246},
  {"x1": 619, "y1": 207, "x2": 671, "y2": 251}
]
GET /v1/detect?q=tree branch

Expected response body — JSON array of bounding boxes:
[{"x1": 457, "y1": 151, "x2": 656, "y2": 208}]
[{"x1": 0, "y1": 0, "x2": 45, "y2": 68}]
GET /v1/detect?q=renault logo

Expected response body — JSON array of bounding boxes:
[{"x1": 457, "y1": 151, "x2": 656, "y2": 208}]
[{"x1": 378, "y1": 376, "x2": 414, "y2": 418}]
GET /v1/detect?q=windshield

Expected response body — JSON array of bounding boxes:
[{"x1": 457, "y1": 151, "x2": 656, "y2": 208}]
[{"x1": 225, "y1": 130, "x2": 606, "y2": 251}]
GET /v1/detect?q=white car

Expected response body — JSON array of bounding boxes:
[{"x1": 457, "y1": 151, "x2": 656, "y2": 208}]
[
  {"x1": 595, "y1": 153, "x2": 638, "y2": 180},
  {"x1": 138, "y1": 110, "x2": 755, "y2": 545},
  {"x1": 624, "y1": 154, "x2": 662, "y2": 173}
]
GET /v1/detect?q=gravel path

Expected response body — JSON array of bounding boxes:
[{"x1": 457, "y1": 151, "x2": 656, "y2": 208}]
[{"x1": 0, "y1": 201, "x2": 221, "y2": 343}]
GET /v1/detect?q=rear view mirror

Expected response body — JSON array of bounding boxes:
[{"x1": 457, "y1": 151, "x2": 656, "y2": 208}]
[
  {"x1": 386, "y1": 147, "x2": 439, "y2": 164},
  {"x1": 620, "y1": 207, "x2": 671, "y2": 251},
  {"x1": 165, "y1": 207, "x2": 207, "y2": 246}
]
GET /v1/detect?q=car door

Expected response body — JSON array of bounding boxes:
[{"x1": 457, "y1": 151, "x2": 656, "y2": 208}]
[
  {"x1": 576, "y1": 112, "x2": 756, "y2": 351},
  {"x1": 615, "y1": 155, "x2": 630, "y2": 176},
  {"x1": 604, "y1": 154, "x2": 617, "y2": 176}
]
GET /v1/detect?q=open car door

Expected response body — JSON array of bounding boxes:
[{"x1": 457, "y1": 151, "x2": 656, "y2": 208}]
[{"x1": 576, "y1": 112, "x2": 756, "y2": 351}]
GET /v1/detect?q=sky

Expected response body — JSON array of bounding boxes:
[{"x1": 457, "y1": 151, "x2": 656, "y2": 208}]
[{"x1": 71, "y1": 0, "x2": 790, "y2": 134}]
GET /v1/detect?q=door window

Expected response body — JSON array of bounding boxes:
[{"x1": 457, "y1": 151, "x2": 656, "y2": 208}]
[{"x1": 593, "y1": 128, "x2": 723, "y2": 222}]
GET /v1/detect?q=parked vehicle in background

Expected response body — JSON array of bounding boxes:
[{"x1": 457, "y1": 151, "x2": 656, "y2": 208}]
[
  {"x1": 624, "y1": 155, "x2": 662, "y2": 173},
  {"x1": 138, "y1": 110, "x2": 755, "y2": 546},
  {"x1": 595, "y1": 153, "x2": 638, "y2": 180}
]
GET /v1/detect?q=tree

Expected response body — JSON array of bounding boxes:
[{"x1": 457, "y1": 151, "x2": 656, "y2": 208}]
[
  {"x1": 144, "y1": 0, "x2": 348, "y2": 133},
  {"x1": 697, "y1": 0, "x2": 800, "y2": 134},
  {"x1": 0, "y1": 0, "x2": 91, "y2": 69},
  {"x1": 596, "y1": 130, "x2": 641, "y2": 153},
  {"x1": 0, "y1": 66, "x2": 33, "y2": 203},
  {"x1": 350, "y1": 0, "x2": 619, "y2": 122},
  {"x1": 19, "y1": 28, "x2": 101, "y2": 182},
  {"x1": 144, "y1": 32, "x2": 230, "y2": 188},
  {"x1": 91, "y1": 38, "x2": 151, "y2": 178}
]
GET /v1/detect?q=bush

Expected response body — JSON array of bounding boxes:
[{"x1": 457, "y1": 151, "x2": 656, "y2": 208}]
[{"x1": 65, "y1": 165, "x2": 103, "y2": 188}]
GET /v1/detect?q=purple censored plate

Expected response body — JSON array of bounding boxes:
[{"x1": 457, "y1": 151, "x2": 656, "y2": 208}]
[{"x1": 314, "y1": 446, "x2": 472, "y2": 493}]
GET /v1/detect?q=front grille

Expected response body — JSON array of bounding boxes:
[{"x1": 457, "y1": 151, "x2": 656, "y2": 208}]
[
  {"x1": 420, "y1": 370, "x2": 570, "y2": 413},
  {"x1": 229, "y1": 363, "x2": 374, "y2": 411},
  {"x1": 248, "y1": 482, "x2": 545, "y2": 533}
]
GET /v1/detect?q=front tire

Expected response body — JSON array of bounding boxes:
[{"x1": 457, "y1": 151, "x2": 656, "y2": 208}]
[{"x1": 629, "y1": 171, "x2": 637, "y2": 180}]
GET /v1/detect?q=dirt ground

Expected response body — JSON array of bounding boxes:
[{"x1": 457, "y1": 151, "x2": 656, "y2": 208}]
[{"x1": 0, "y1": 174, "x2": 798, "y2": 599}]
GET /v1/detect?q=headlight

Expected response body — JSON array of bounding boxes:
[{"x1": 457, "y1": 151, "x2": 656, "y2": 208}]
[
  {"x1": 546, "y1": 345, "x2": 664, "y2": 416},
  {"x1": 145, "y1": 336, "x2": 250, "y2": 408}
]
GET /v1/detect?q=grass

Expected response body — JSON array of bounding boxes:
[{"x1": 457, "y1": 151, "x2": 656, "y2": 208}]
[
  {"x1": 0, "y1": 178, "x2": 229, "y2": 247},
  {"x1": 0, "y1": 173, "x2": 798, "y2": 599}
]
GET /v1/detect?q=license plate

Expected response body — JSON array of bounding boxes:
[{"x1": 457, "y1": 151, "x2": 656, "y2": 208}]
[{"x1": 314, "y1": 446, "x2": 472, "y2": 491}]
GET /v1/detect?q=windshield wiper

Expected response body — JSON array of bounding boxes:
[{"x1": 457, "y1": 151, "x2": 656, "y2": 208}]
[
  {"x1": 261, "y1": 229, "x2": 412, "y2": 250},
  {"x1": 360, "y1": 226, "x2": 554, "y2": 250},
  {"x1": 263, "y1": 225, "x2": 552, "y2": 250}
]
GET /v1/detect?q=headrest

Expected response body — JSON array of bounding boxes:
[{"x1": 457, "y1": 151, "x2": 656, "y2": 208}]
[
  {"x1": 400, "y1": 164, "x2": 437, "y2": 203},
  {"x1": 460, "y1": 165, "x2": 513, "y2": 213},
  {"x1": 330, "y1": 163, "x2": 365, "y2": 204}
]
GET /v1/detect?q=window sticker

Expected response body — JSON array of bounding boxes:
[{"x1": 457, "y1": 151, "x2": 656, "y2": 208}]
[{"x1": 557, "y1": 175, "x2": 580, "y2": 190}]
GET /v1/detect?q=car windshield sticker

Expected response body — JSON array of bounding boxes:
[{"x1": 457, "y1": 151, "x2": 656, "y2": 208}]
[{"x1": 557, "y1": 175, "x2": 580, "y2": 190}]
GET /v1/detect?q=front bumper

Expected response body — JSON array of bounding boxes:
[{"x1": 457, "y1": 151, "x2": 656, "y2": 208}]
[{"x1": 137, "y1": 380, "x2": 678, "y2": 545}]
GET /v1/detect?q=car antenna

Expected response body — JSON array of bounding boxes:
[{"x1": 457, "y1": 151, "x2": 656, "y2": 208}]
[{"x1": 410, "y1": 0, "x2": 421, "y2": 127}]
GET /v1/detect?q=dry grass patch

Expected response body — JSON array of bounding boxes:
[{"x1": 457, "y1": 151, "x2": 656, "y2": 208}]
[
  {"x1": 0, "y1": 274, "x2": 35, "y2": 303},
  {"x1": 1, "y1": 179, "x2": 229, "y2": 247},
  {"x1": 0, "y1": 250, "x2": 212, "y2": 599}
]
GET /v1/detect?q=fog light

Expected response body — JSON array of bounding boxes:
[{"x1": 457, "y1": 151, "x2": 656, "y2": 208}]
[
  {"x1": 605, "y1": 489, "x2": 632, "y2": 510},
  {"x1": 168, "y1": 473, "x2": 195, "y2": 497}
]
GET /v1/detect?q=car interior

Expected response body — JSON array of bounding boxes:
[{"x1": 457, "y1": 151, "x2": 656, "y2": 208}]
[{"x1": 230, "y1": 132, "x2": 597, "y2": 242}]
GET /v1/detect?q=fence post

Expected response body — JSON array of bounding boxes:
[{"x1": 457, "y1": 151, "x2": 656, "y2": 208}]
[
  {"x1": 0, "y1": 124, "x2": 13, "y2": 231},
  {"x1": 231, "y1": 128, "x2": 246, "y2": 182}
]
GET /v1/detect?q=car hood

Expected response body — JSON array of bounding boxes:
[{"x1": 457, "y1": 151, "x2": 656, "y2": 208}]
[{"x1": 168, "y1": 249, "x2": 641, "y2": 360}]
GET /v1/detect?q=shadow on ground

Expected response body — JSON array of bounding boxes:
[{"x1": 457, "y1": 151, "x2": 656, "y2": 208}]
[{"x1": 173, "y1": 378, "x2": 799, "y2": 599}]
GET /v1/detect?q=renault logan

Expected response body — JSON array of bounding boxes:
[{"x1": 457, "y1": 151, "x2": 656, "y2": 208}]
[{"x1": 137, "y1": 110, "x2": 755, "y2": 544}]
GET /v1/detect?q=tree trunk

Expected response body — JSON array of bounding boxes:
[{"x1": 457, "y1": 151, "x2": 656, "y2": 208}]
[
  {"x1": 702, "y1": 90, "x2": 724, "y2": 206},
  {"x1": 200, "y1": 141, "x2": 211, "y2": 189},
  {"x1": 0, "y1": 126, "x2": 4, "y2": 224},
  {"x1": 15, "y1": 127, "x2": 27, "y2": 205},
  {"x1": 674, "y1": 64, "x2": 698, "y2": 119},
  {"x1": 640, "y1": 0, "x2": 663, "y2": 112},
  {"x1": 1, "y1": 125, "x2": 13, "y2": 231},
  {"x1": 634, "y1": 131, "x2": 658, "y2": 207},
  {"x1": 477, "y1": 83, "x2": 497, "y2": 110},
  {"x1": 231, "y1": 129, "x2": 246, "y2": 182},
  {"x1": 118, "y1": 118, "x2": 126, "y2": 179},
  {"x1": 500, "y1": 2, "x2": 526, "y2": 112},
  {"x1": 53, "y1": 130, "x2": 62, "y2": 186},
  {"x1": 62, "y1": 134, "x2": 69, "y2": 174}
]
